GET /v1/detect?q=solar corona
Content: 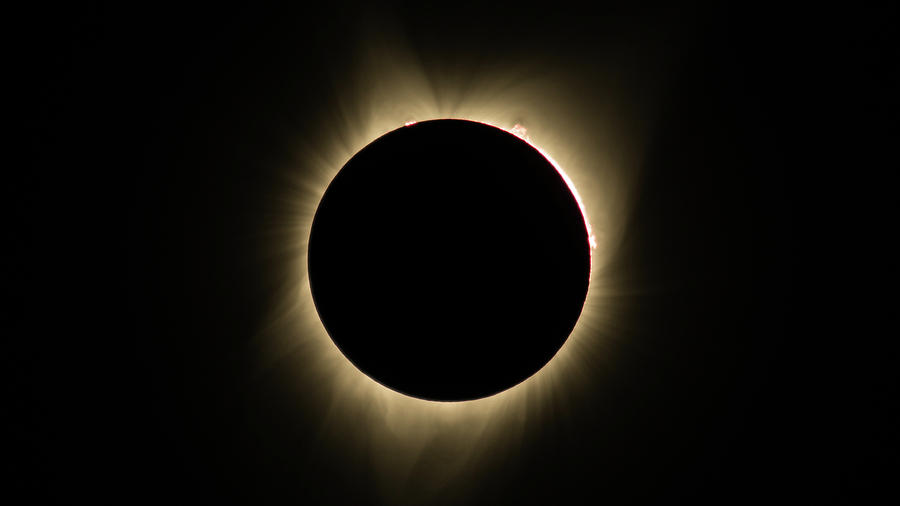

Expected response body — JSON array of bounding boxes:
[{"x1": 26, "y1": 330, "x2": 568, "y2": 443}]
[{"x1": 256, "y1": 38, "x2": 645, "y2": 487}]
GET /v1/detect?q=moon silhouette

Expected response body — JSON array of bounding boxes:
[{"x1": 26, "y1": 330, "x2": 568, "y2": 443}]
[{"x1": 308, "y1": 119, "x2": 590, "y2": 401}]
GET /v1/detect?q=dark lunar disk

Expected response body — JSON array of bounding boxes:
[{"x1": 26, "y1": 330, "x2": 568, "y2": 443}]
[{"x1": 308, "y1": 119, "x2": 590, "y2": 401}]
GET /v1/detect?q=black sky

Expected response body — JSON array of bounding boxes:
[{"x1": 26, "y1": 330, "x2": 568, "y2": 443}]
[{"x1": 11, "y1": 2, "x2": 895, "y2": 505}]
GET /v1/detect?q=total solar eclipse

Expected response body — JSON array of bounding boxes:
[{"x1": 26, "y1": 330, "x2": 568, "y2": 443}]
[{"x1": 308, "y1": 119, "x2": 591, "y2": 401}]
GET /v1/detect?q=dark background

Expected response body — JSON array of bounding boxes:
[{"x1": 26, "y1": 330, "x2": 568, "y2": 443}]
[{"x1": 11, "y1": 2, "x2": 894, "y2": 504}]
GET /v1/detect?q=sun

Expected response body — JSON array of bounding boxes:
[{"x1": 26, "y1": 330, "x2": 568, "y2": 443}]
[
  {"x1": 306, "y1": 118, "x2": 593, "y2": 401},
  {"x1": 291, "y1": 115, "x2": 601, "y2": 407},
  {"x1": 250, "y1": 29, "x2": 647, "y2": 498}
]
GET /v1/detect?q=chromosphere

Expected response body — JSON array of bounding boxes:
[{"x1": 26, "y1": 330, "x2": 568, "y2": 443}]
[{"x1": 308, "y1": 119, "x2": 590, "y2": 401}]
